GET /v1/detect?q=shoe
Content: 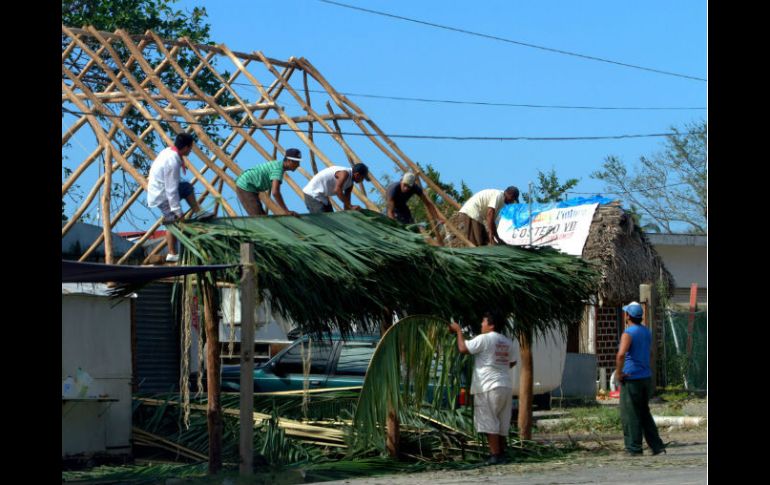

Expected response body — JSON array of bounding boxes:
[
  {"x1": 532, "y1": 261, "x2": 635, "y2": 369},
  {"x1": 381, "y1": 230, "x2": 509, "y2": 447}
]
[
  {"x1": 192, "y1": 210, "x2": 215, "y2": 220},
  {"x1": 624, "y1": 450, "x2": 643, "y2": 456},
  {"x1": 652, "y1": 441, "x2": 671, "y2": 455},
  {"x1": 484, "y1": 454, "x2": 503, "y2": 465},
  {"x1": 165, "y1": 253, "x2": 179, "y2": 263}
]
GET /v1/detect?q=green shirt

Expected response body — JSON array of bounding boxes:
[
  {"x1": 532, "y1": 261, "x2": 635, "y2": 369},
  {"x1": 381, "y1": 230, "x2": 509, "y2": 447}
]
[{"x1": 236, "y1": 160, "x2": 284, "y2": 193}]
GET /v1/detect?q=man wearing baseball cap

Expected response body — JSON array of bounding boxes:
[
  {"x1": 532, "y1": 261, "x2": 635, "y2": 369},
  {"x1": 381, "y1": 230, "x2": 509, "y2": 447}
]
[
  {"x1": 385, "y1": 171, "x2": 440, "y2": 224},
  {"x1": 615, "y1": 301, "x2": 667, "y2": 456},
  {"x1": 235, "y1": 148, "x2": 302, "y2": 216}
]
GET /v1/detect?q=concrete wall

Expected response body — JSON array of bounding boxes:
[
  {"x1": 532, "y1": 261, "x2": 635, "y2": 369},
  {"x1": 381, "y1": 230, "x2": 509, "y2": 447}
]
[
  {"x1": 653, "y1": 244, "x2": 706, "y2": 289},
  {"x1": 552, "y1": 353, "x2": 597, "y2": 398},
  {"x1": 62, "y1": 290, "x2": 132, "y2": 458}
]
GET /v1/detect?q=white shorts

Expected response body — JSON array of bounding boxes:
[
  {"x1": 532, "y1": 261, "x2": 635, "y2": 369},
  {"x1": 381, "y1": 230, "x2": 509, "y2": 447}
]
[{"x1": 474, "y1": 387, "x2": 513, "y2": 435}]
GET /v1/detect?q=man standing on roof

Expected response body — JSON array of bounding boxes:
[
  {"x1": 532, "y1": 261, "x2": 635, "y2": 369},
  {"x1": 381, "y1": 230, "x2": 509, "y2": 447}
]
[
  {"x1": 449, "y1": 311, "x2": 516, "y2": 465},
  {"x1": 235, "y1": 148, "x2": 301, "y2": 216},
  {"x1": 302, "y1": 163, "x2": 370, "y2": 213},
  {"x1": 457, "y1": 186, "x2": 519, "y2": 246},
  {"x1": 385, "y1": 172, "x2": 440, "y2": 224},
  {"x1": 615, "y1": 301, "x2": 667, "y2": 456},
  {"x1": 147, "y1": 133, "x2": 213, "y2": 263}
]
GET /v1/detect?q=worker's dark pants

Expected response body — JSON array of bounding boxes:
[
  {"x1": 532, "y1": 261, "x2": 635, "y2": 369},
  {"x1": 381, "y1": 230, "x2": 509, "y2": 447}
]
[{"x1": 620, "y1": 377, "x2": 665, "y2": 453}]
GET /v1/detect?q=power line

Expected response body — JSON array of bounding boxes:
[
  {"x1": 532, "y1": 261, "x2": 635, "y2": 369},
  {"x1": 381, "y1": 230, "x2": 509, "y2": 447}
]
[
  {"x1": 318, "y1": 0, "x2": 707, "y2": 82},
  {"x1": 65, "y1": 64, "x2": 706, "y2": 111},
  {"x1": 61, "y1": 106, "x2": 705, "y2": 142},
  {"x1": 231, "y1": 81, "x2": 705, "y2": 110},
  {"x1": 567, "y1": 182, "x2": 692, "y2": 196}
]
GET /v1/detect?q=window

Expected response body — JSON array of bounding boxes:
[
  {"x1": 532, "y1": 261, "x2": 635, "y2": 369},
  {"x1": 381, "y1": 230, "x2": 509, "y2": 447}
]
[
  {"x1": 274, "y1": 340, "x2": 333, "y2": 374},
  {"x1": 335, "y1": 341, "x2": 376, "y2": 376}
]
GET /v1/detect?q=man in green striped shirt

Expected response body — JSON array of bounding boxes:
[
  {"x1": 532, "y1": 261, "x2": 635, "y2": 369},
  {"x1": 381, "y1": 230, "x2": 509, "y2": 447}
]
[{"x1": 235, "y1": 148, "x2": 301, "y2": 216}]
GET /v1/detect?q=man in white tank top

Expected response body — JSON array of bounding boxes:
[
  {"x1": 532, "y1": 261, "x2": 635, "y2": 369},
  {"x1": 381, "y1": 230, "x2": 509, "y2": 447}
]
[
  {"x1": 449, "y1": 311, "x2": 516, "y2": 465},
  {"x1": 302, "y1": 163, "x2": 370, "y2": 213}
]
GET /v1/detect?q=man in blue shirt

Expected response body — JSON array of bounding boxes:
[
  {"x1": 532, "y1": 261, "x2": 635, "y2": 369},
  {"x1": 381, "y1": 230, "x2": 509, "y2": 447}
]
[{"x1": 615, "y1": 301, "x2": 666, "y2": 456}]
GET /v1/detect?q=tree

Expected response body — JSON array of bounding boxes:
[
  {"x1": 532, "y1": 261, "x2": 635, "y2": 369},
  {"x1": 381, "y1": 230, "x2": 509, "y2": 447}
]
[
  {"x1": 591, "y1": 120, "x2": 707, "y2": 234},
  {"x1": 522, "y1": 169, "x2": 579, "y2": 204}
]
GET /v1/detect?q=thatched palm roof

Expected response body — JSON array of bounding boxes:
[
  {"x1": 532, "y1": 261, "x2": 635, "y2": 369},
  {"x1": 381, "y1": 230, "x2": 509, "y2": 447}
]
[
  {"x1": 582, "y1": 203, "x2": 674, "y2": 305},
  {"x1": 170, "y1": 210, "x2": 599, "y2": 336}
]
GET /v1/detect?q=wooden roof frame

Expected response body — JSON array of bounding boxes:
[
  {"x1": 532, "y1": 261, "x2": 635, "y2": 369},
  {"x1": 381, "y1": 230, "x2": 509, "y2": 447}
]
[{"x1": 62, "y1": 26, "x2": 474, "y2": 265}]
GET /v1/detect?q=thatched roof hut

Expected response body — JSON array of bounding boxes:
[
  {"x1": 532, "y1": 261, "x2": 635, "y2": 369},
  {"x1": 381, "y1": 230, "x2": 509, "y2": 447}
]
[
  {"x1": 445, "y1": 201, "x2": 674, "y2": 305},
  {"x1": 581, "y1": 202, "x2": 674, "y2": 306}
]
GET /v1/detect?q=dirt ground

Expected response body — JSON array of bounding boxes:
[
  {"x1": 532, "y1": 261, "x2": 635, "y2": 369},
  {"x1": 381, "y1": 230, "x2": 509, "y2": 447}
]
[
  {"x1": 311, "y1": 429, "x2": 706, "y2": 485},
  {"x1": 311, "y1": 397, "x2": 708, "y2": 485}
]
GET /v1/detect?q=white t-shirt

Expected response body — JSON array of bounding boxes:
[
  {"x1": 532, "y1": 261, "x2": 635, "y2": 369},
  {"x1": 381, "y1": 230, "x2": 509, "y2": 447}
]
[
  {"x1": 459, "y1": 189, "x2": 505, "y2": 223},
  {"x1": 302, "y1": 165, "x2": 353, "y2": 203},
  {"x1": 466, "y1": 331, "x2": 515, "y2": 394},
  {"x1": 147, "y1": 147, "x2": 183, "y2": 213}
]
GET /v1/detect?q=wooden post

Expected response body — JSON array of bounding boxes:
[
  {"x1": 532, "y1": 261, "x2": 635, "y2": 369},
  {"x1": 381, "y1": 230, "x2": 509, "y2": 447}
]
[
  {"x1": 101, "y1": 144, "x2": 113, "y2": 264},
  {"x1": 303, "y1": 71, "x2": 318, "y2": 174},
  {"x1": 686, "y1": 283, "x2": 698, "y2": 357},
  {"x1": 239, "y1": 243, "x2": 256, "y2": 475},
  {"x1": 640, "y1": 283, "x2": 656, "y2": 389},
  {"x1": 516, "y1": 327, "x2": 534, "y2": 440},
  {"x1": 202, "y1": 280, "x2": 223, "y2": 474},
  {"x1": 380, "y1": 311, "x2": 400, "y2": 458}
]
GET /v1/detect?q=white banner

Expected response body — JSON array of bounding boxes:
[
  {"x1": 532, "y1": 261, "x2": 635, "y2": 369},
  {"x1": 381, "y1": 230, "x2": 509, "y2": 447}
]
[{"x1": 498, "y1": 202, "x2": 600, "y2": 256}]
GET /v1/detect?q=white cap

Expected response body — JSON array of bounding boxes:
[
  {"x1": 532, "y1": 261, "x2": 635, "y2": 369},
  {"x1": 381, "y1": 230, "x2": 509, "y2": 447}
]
[{"x1": 402, "y1": 172, "x2": 416, "y2": 186}]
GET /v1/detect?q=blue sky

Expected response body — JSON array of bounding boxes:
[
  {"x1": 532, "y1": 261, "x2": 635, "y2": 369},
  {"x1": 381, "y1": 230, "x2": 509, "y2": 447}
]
[{"x1": 62, "y1": 0, "x2": 706, "y2": 231}]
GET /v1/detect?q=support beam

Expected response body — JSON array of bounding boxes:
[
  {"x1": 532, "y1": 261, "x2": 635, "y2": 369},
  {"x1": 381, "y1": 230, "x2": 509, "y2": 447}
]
[{"x1": 239, "y1": 244, "x2": 256, "y2": 476}]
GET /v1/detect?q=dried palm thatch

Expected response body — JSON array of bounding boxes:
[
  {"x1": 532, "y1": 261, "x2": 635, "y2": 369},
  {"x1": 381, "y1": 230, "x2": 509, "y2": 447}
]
[
  {"x1": 581, "y1": 204, "x2": 674, "y2": 305},
  {"x1": 168, "y1": 210, "x2": 599, "y2": 337}
]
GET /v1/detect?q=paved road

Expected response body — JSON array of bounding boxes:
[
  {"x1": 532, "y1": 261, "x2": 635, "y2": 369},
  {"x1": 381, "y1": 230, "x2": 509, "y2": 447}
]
[{"x1": 311, "y1": 432, "x2": 707, "y2": 485}]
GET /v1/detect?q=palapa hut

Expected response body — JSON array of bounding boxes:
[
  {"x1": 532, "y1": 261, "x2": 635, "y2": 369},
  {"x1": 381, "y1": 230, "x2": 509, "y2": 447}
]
[{"x1": 576, "y1": 202, "x2": 674, "y2": 380}]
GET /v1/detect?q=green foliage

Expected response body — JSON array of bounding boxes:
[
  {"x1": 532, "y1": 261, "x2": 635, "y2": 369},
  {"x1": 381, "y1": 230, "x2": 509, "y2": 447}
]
[
  {"x1": 352, "y1": 315, "x2": 471, "y2": 451},
  {"x1": 592, "y1": 120, "x2": 707, "y2": 234},
  {"x1": 523, "y1": 169, "x2": 579, "y2": 203},
  {"x1": 157, "y1": 210, "x2": 599, "y2": 338}
]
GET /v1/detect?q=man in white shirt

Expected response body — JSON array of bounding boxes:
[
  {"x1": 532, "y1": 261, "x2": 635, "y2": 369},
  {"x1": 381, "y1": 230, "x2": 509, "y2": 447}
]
[
  {"x1": 449, "y1": 311, "x2": 516, "y2": 465},
  {"x1": 147, "y1": 133, "x2": 212, "y2": 262},
  {"x1": 302, "y1": 163, "x2": 369, "y2": 213},
  {"x1": 457, "y1": 186, "x2": 519, "y2": 246}
]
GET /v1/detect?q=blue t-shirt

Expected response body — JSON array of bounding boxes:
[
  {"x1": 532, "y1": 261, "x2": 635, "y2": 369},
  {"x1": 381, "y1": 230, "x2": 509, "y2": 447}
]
[{"x1": 623, "y1": 324, "x2": 652, "y2": 380}]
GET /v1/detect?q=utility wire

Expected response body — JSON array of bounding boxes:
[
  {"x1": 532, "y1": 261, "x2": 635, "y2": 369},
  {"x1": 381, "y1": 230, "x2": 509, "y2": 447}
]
[
  {"x1": 319, "y1": 0, "x2": 707, "y2": 82},
  {"x1": 65, "y1": 64, "x2": 706, "y2": 111},
  {"x1": 62, "y1": 106, "x2": 705, "y2": 142}
]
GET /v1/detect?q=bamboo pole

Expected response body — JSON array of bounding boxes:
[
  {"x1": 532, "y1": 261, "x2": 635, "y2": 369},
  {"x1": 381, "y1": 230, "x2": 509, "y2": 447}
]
[
  {"x1": 65, "y1": 27, "x2": 294, "y2": 68},
  {"x1": 62, "y1": 65, "x2": 234, "y2": 220},
  {"x1": 106, "y1": 29, "x2": 243, "y2": 194},
  {"x1": 80, "y1": 30, "x2": 239, "y2": 220},
  {"x1": 303, "y1": 70, "x2": 318, "y2": 174},
  {"x1": 62, "y1": 41, "x2": 176, "y2": 195},
  {"x1": 253, "y1": 51, "x2": 380, "y2": 210},
  {"x1": 101, "y1": 144, "x2": 113, "y2": 264},
  {"x1": 80, "y1": 54, "x2": 247, "y2": 260},
  {"x1": 143, "y1": 31, "x2": 283, "y2": 215}
]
